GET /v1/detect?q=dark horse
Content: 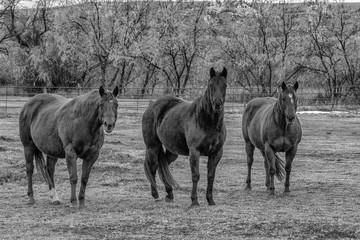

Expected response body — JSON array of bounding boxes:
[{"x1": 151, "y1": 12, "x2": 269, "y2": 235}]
[
  {"x1": 242, "y1": 82, "x2": 302, "y2": 195},
  {"x1": 19, "y1": 86, "x2": 119, "y2": 208},
  {"x1": 142, "y1": 67, "x2": 227, "y2": 207}
]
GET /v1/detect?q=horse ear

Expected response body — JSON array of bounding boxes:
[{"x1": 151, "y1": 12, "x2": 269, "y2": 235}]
[
  {"x1": 210, "y1": 67, "x2": 216, "y2": 78},
  {"x1": 281, "y1": 81, "x2": 287, "y2": 91},
  {"x1": 113, "y1": 86, "x2": 119, "y2": 97},
  {"x1": 221, "y1": 67, "x2": 227, "y2": 78},
  {"x1": 99, "y1": 85, "x2": 105, "y2": 97},
  {"x1": 293, "y1": 81, "x2": 299, "y2": 91}
]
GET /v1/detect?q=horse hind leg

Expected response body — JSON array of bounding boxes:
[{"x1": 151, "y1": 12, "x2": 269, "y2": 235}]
[
  {"x1": 144, "y1": 146, "x2": 160, "y2": 200},
  {"x1": 24, "y1": 145, "x2": 36, "y2": 205},
  {"x1": 164, "y1": 149, "x2": 178, "y2": 203},
  {"x1": 245, "y1": 142, "x2": 255, "y2": 190},
  {"x1": 46, "y1": 156, "x2": 60, "y2": 205}
]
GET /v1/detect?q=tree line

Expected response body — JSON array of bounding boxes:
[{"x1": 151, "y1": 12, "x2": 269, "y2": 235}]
[{"x1": 1, "y1": 0, "x2": 360, "y2": 104}]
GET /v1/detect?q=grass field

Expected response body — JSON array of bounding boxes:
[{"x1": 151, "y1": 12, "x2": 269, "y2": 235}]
[{"x1": 1, "y1": 109, "x2": 360, "y2": 239}]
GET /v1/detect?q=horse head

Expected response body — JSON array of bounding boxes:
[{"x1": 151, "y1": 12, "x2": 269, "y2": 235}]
[
  {"x1": 208, "y1": 67, "x2": 227, "y2": 113},
  {"x1": 279, "y1": 81, "x2": 299, "y2": 126},
  {"x1": 99, "y1": 86, "x2": 119, "y2": 133}
]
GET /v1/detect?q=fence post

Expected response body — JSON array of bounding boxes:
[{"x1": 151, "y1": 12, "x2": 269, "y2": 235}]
[
  {"x1": 5, "y1": 86, "x2": 8, "y2": 115},
  {"x1": 136, "y1": 98, "x2": 139, "y2": 113}
]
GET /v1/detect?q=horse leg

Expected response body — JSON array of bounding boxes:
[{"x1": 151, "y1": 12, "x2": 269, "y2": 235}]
[
  {"x1": 78, "y1": 152, "x2": 99, "y2": 208},
  {"x1": 24, "y1": 145, "x2": 35, "y2": 205},
  {"x1": 46, "y1": 156, "x2": 60, "y2": 204},
  {"x1": 164, "y1": 150, "x2": 178, "y2": 202},
  {"x1": 284, "y1": 146, "x2": 298, "y2": 194},
  {"x1": 264, "y1": 142, "x2": 276, "y2": 195},
  {"x1": 261, "y1": 151, "x2": 270, "y2": 190},
  {"x1": 189, "y1": 148, "x2": 201, "y2": 207},
  {"x1": 245, "y1": 142, "x2": 255, "y2": 190},
  {"x1": 65, "y1": 145, "x2": 78, "y2": 207},
  {"x1": 144, "y1": 146, "x2": 160, "y2": 200},
  {"x1": 206, "y1": 148, "x2": 223, "y2": 206}
]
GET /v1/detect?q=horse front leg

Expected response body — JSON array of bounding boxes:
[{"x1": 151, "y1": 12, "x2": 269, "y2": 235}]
[
  {"x1": 264, "y1": 142, "x2": 276, "y2": 195},
  {"x1": 261, "y1": 151, "x2": 270, "y2": 190},
  {"x1": 284, "y1": 146, "x2": 298, "y2": 194},
  {"x1": 189, "y1": 148, "x2": 201, "y2": 207},
  {"x1": 65, "y1": 145, "x2": 78, "y2": 207},
  {"x1": 78, "y1": 152, "x2": 100, "y2": 208},
  {"x1": 206, "y1": 148, "x2": 223, "y2": 206}
]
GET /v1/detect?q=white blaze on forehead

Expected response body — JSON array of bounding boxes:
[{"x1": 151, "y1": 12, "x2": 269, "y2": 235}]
[{"x1": 288, "y1": 93, "x2": 294, "y2": 104}]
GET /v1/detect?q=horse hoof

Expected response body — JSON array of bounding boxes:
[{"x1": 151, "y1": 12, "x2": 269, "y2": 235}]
[
  {"x1": 268, "y1": 191, "x2": 275, "y2": 197},
  {"x1": 245, "y1": 186, "x2": 252, "y2": 191},
  {"x1": 52, "y1": 200, "x2": 61, "y2": 205},
  {"x1": 27, "y1": 199, "x2": 35, "y2": 205},
  {"x1": 191, "y1": 202, "x2": 200, "y2": 208},
  {"x1": 283, "y1": 191, "x2": 291, "y2": 196},
  {"x1": 165, "y1": 197, "x2": 173, "y2": 203},
  {"x1": 154, "y1": 198, "x2": 162, "y2": 202},
  {"x1": 208, "y1": 201, "x2": 216, "y2": 206}
]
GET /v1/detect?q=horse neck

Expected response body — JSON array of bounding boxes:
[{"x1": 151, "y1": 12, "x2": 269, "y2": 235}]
[
  {"x1": 273, "y1": 99, "x2": 287, "y2": 130},
  {"x1": 197, "y1": 88, "x2": 224, "y2": 128},
  {"x1": 77, "y1": 93, "x2": 102, "y2": 133}
]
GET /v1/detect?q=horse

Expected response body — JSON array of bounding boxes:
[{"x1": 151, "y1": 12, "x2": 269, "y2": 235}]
[
  {"x1": 242, "y1": 81, "x2": 302, "y2": 195},
  {"x1": 19, "y1": 86, "x2": 119, "y2": 208},
  {"x1": 142, "y1": 67, "x2": 227, "y2": 207}
]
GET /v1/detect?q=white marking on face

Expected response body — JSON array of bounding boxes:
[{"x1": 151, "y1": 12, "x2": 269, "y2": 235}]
[
  {"x1": 109, "y1": 100, "x2": 113, "y2": 103},
  {"x1": 288, "y1": 93, "x2": 294, "y2": 104}
]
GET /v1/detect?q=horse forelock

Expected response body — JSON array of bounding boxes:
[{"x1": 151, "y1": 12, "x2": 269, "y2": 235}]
[{"x1": 101, "y1": 90, "x2": 117, "y2": 102}]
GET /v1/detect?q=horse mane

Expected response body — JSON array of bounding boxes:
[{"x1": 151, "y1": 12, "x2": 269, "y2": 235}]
[{"x1": 69, "y1": 90, "x2": 102, "y2": 120}]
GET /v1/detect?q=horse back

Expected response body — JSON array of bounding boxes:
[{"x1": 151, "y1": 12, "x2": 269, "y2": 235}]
[
  {"x1": 142, "y1": 96, "x2": 187, "y2": 147},
  {"x1": 19, "y1": 94, "x2": 67, "y2": 153}
]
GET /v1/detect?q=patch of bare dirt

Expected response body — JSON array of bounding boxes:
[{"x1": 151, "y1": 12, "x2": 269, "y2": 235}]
[{"x1": 1, "y1": 113, "x2": 360, "y2": 239}]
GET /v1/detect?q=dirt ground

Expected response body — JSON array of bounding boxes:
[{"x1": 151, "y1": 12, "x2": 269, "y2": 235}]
[{"x1": 1, "y1": 110, "x2": 360, "y2": 239}]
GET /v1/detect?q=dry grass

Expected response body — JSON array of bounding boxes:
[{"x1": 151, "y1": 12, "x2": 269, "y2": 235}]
[{"x1": 1, "y1": 112, "x2": 360, "y2": 239}]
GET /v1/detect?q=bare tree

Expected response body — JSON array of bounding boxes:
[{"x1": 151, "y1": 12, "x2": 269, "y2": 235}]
[
  {"x1": 299, "y1": 2, "x2": 360, "y2": 104},
  {"x1": 137, "y1": 1, "x2": 208, "y2": 96}
]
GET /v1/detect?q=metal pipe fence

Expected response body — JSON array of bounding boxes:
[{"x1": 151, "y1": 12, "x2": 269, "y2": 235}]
[{"x1": 0, "y1": 86, "x2": 359, "y2": 116}]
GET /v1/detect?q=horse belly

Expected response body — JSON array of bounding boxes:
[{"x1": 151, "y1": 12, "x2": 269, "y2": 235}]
[
  {"x1": 157, "y1": 107, "x2": 190, "y2": 156},
  {"x1": 272, "y1": 137, "x2": 293, "y2": 152},
  {"x1": 158, "y1": 132, "x2": 189, "y2": 156},
  {"x1": 30, "y1": 125, "x2": 65, "y2": 158}
]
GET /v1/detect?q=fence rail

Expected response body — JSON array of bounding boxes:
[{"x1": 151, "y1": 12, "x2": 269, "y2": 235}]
[{"x1": 0, "y1": 86, "x2": 359, "y2": 116}]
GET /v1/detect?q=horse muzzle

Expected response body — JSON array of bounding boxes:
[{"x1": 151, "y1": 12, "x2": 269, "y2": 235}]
[
  {"x1": 286, "y1": 116, "x2": 295, "y2": 126},
  {"x1": 212, "y1": 102, "x2": 224, "y2": 113},
  {"x1": 103, "y1": 122, "x2": 115, "y2": 133}
]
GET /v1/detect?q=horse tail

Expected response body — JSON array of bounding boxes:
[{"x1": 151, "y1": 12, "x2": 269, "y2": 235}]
[
  {"x1": 144, "y1": 149, "x2": 157, "y2": 189},
  {"x1": 157, "y1": 148, "x2": 179, "y2": 189},
  {"x1": 34, "y1": 148, "x2": 53, "y2": 188},
  {"x1": 274, "y1": 153, "x2": 286, "y2": 182}
]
